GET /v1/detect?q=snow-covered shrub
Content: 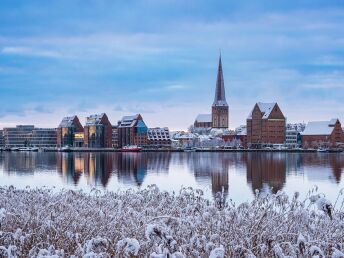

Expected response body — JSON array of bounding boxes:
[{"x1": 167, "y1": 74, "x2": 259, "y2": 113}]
[{"x1": 0, "y1": 185, "x2": 344, "y2": 257}]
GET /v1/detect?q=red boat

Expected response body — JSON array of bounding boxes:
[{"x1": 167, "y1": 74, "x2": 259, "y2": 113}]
[{"x1": 121, "y1": 145, "x2": 142, "y2": 152}]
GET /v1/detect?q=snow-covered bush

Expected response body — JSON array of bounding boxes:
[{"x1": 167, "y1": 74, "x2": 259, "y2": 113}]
[{"x1": 0, "y1": 185, "x2": 343, "y2": 257}]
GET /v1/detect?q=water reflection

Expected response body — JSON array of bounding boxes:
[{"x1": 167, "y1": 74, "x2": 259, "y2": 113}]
[
  {"x1": 0, "y1": 152, "x2": 343, "y2": 200},
  {"x1": 246, "y1": 153, "x2": 286, "y2": 194}
]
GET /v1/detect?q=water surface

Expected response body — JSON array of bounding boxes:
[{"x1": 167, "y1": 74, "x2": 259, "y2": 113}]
[{"x1": 1, "y1": 152, "x2": 343, "y2": 203}]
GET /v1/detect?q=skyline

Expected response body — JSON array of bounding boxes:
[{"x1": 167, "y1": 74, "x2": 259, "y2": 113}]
[{"x1": 1, "y1": 0, "x2": 344, "y2": 130}]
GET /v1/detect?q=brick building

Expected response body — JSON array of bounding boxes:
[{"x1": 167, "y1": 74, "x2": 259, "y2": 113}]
[
  {"x1": 84, "y1": 113, "x2": 112, "y2": 148},
  {"x1": 57, "y1": 116, "x2": 84, "y2": 147},
  {"x1": 118, "y1": 114, "x2": 148, "y2": 147},
  {"x1": 301, "y1": 118, "x2": 344, "y2": 148},
  {"x1": 194, "y1": 114, "x2": 212, "y2": 128},
  {"x1": 246, "y1": 102, "x2": 286, "y2": 148},
  {"x1": 212, "y1": 55, "x2": 229, "y2": 129}
]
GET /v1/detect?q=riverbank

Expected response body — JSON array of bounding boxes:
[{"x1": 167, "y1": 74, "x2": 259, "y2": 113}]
[
  {"x1": 0, "y1": 186, "x2": 343, "y2": 257},
  {"x1": 2, "y1": 147, "x2": 342, "y2": 153}
]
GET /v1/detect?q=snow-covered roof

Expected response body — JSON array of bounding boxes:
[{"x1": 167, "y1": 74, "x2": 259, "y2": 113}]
[
  {"x1": 195, "y1": 114, "x2": 212, "y2": 123},
  {"x1": 85, "y1": 113, "x2": 106, "y2": 126},
  {"x1": 119, "y1": 114, "x2": 140, "y2": 127},
  {"x1": 302, "y1": 119, "x2": 338, "y2": 135},
  {"x1": 58, "y1": 116, "x2": 76, "y2": 128},
  {"x1": 247, "y1": 102, "x2": 276, "y2": 119}
]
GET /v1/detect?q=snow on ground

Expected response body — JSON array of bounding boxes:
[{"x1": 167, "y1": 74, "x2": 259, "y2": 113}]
[{"x1": 0, "y1": 185, "x2": 344, "y2": 257}]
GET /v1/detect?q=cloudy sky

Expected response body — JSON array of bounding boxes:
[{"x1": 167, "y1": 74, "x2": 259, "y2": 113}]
[{"x1": 0, "y1": 0, "x2": 344, "y2": 130}]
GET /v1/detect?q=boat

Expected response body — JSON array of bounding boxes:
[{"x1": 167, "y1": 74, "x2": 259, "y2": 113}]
[
  {"x1": 60, "y1": 146, "x2": 73, "y2": 152},
  {"x1": 121, "y1": 145, "x2": 142, "y2": 152},
  {"x1": 183, "y1": 147, "x2": 196, "y2": 152},
  {"x1": 10, "y1": 147, "x2": 19, "y2": 151},
  {"x1": 17, "y1": 147, "x2": 39, "y2": 152},
  {"x1": 317, "y1": 148, "x2": 329, "y2": 153}
]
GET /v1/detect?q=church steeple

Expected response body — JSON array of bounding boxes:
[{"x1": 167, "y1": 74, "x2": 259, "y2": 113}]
[
  {"x1": 213, "y1": 54, "x2": 228, "y2": 107},
  {"x1": 211, "y1": 54, "x2": 229, "y2": 129}
]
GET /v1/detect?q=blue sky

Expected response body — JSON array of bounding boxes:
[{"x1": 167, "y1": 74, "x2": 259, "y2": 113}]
[{"x1": 0, "y1": 0, "x2": 344, "y2": 130}]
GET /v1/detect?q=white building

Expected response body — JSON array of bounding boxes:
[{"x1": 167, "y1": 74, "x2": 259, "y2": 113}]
[{"x1": 285, "y1": 123, "x2": 305, "y2": 148}]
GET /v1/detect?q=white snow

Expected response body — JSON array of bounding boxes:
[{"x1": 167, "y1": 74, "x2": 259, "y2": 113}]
[
  {"x1": 0, "y1": 186, "x2": 343, "y2": 257},
  {"x1": 302, "y1": 119, "x2": 338, "y2": 135}
]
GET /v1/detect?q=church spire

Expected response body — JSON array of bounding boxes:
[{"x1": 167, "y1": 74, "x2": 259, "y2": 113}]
[{"x1": 213, "y1": 54, "x2": 228, "y2": 107}]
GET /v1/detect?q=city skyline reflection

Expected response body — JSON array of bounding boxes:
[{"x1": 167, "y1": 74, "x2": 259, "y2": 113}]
[{"x1": 1, "y1": 152, "x2": 344, "y2": 201}]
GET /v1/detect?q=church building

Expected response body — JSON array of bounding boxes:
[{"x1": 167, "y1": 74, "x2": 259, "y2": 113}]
[{"x1": 194, "y1": 55, "x2": 229, "y2": 129}]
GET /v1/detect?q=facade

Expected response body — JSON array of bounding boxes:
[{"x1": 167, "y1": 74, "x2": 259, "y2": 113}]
[
  {"x1": 147, "y1": 127, "x2": 171, "y2": 147},
  {"x1": 3, "y1": 125, "x2": 56, "y2": 147},
  {"x1": 30, "y1": 128, "x2": 57, "y2": 147},
  {"x1": 246, "y1": 102, "x2": 286, "y2": 147},
  {"x1": 301, "y1": 119, "x2": 344, "y2": 148},
  {"x1": 57, "y1": 116, "x2": 84, "y2": 147},
  {"x1": 84, "y1": 113, "x2": 112, "y2": 148},
  {"x1": 194, "y1": 114, "x2": 212, "y2": 128},
  {"x1": 0, "y1": 130, "x2": 4, "y2": 147},
  {"x1": 285, "y1": 129, "x2": 300, "y2": 148},
  {"x1": 112, "y1": 125, "x2": 119, "y2": 148},
  {"x1": 118, "y1": 114, "x2": 148, "y2": 147},
  {"x1": 285, "y1": 123, "x2": 305, "y2": 148},
  {"x1": 212, "y1": 55, "x2": 229, "y2": 129},
  {"x1": 3, "y1": 125, "x2": 34, "y2": 147}
]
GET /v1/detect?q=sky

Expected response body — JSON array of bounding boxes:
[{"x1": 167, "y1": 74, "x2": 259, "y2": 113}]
[{"x1": 0, "y1": 0, "x2": 344, "y2": 130}]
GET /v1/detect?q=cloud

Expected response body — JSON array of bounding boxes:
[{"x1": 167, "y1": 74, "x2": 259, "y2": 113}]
[{"x1": 1, "y1": 46, "x2": 61, "y2": 58}]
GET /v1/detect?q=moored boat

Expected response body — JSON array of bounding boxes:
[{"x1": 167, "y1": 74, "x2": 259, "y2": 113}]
[
  {"x1": 121, "y1": 145, "x2": 142, "y2": 152},
  {"x1": 59, "y1": 146, "x2": 73, "y2": 152},
  {"x1": 317, "y1": 148, "x2": 329, "y2": 153}
]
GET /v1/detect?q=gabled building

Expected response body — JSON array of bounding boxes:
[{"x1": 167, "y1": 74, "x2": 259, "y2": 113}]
[
  {"x1": 301, "y1": 118, "x2": 344, "y2": 148},
  {"x1": 84, "y1": 113, "x2": 112, "y2": 148},
  {"x1": 194, "y1": 114, "x2": 212, "y2": 128},
  {"x1": 247, "y1": 102, "x2": 286, "y2": 147},
  {"x1": 57, "y1": 116, "x2": 84, "y2": 147},
  {"x1": 212, "y1": 55, "x2": 229, "y2": 129},
  {"x1": 118, "y1": 114, "x2": 148, "y2": 147}
]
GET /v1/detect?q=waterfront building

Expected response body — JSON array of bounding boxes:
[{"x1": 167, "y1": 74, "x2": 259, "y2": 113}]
[
  {"x1": 301, "y1": 118, "x2": 344, "y2": 148},
  {"x1": 3, "y1": 125, "x2": 57, "y2": 147},
  {"x1": 57, "y1": 116, "x2": 84, "y2": 147},
  {"x1": 0, "y1": 130, "x2": 4, "y2": 147},
  {"x1": 30, "y1": 128, "x2": 57, "y2": 147},
  {"x1": 118, "y1": 114, "x2": 148, "y2": 147},
  {"x1": 212, "y1": 55, "x2": 229, "y2": 129},
  {"x1": 194, "y1": 114, "x2": 212, "y2": 128},
  {"x1": 246, "y1": 102, "x2": 286, "y2": 148},
  {"x1": 3, "y1": 125, "x2": 34, "y2": 147},
  {"x1": 193, "y1": 55, "x2": 229, "y2": 130},
  {"x1": 147, "y1": 127, "x2": 171, "y2": 147},
  {"x1": 285, "y1": 123, "x2": 305, "y2": 148},
  {"x1": 112, "y1": 125, "x2": 119, "y2": 148},
  {"x1": 84, "y1": 113, "x2": 112, "y2": 148},
  {"x1": 74, "y1": 132, "x2": 84, "y2": 147}
]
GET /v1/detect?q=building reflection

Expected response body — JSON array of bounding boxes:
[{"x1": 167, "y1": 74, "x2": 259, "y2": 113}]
[
  {"x1": 56, "y1": 153, "x2": 83, "y2": 185},
  {"x1": 0, "y1": 152, "x2": 343, "y2": 200},
  {"x1": 3, "y1": 152, "x2": 56, "y2": 175},
  {"x1": 56, "y1": 153, "x2": 112, "y2": 187},
  {"x1": 188, "y1": 152, "x2": 232, "y2": 199},
  {"x1": 84, "y1": 153, "x2": 112, "y2": 187},
  {"x1": 115, "y1": 153, "x2": 147, "y2": 186},
  {"x1": 300, "y1": 153, "x2": 344, "y2": 183},
  {"x1": 246, "y1": 153, "x2": 287, "y2": 194}
]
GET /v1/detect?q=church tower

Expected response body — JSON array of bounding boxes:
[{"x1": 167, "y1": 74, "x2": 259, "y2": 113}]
[{"x1": 212, "y1": 55, "x2": 229, "y2": 128}]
